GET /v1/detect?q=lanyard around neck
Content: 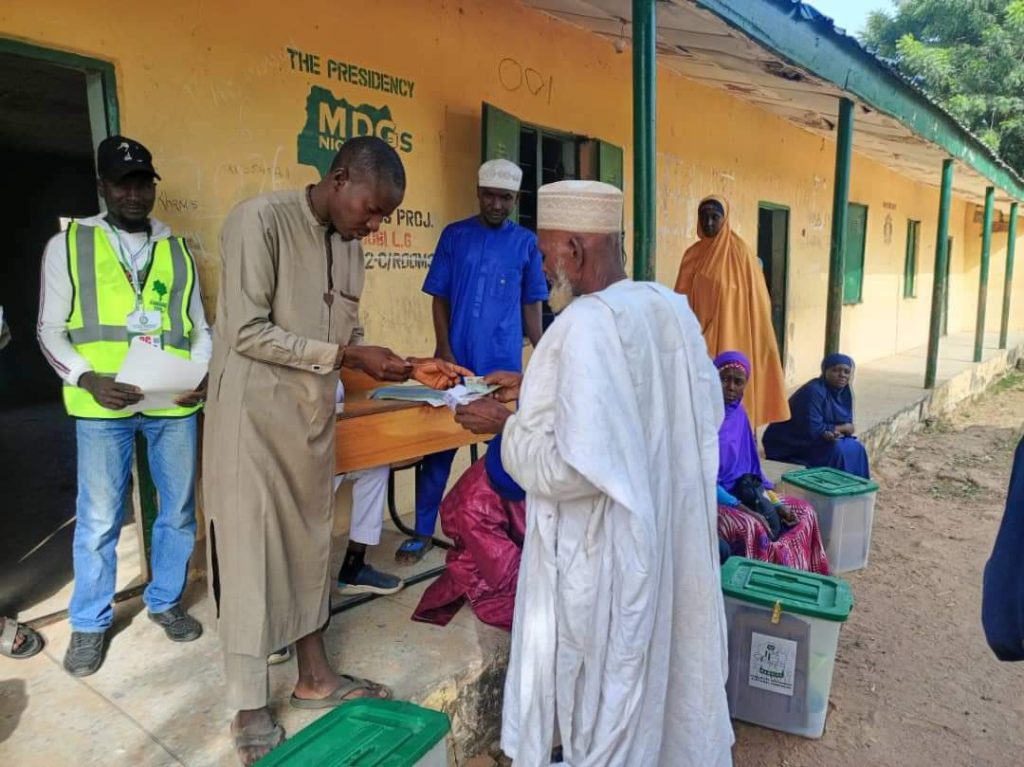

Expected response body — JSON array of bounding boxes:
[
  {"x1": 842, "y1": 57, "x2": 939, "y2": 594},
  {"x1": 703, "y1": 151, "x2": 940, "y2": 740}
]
[{"x1": 112, "y1": 227, "x2": 152, "y2": 307}]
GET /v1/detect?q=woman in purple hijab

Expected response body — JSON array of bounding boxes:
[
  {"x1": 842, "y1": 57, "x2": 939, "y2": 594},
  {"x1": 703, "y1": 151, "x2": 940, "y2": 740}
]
[
  {"x1": 714, "y1": 351, "x2": 830, "y2": 574},
  {"x1": 716, "y1": 350, "x2": 774, "y2": 494}
]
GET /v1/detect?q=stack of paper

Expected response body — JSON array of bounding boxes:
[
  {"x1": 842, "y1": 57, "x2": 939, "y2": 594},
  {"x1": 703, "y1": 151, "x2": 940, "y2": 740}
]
[
  {"x1": 115, "y1": 338, "x2": 208, "y2": 412},
  {"x1": 369, "y1": 384, "x2": 448, "y2": 407}
]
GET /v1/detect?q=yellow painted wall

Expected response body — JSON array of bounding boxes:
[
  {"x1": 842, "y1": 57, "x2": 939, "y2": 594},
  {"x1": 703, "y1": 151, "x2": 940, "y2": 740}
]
[
  {"x1": 650, "y1": 60, "x2": 992, "y2": 382},
  {"x1": 3, "y1": 0, "x2": 1023, "y2": 388},
  {"x1": 958, "y1": 202, "x2": 1024, "y2": 340},
  {"x1": 0, "y1": 0, "x2": 636, "y2": 357}
]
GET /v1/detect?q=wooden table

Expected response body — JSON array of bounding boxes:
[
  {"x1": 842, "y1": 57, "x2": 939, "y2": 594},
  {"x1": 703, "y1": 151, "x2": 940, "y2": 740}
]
[
  {"x1": 335, "y1": 397, "x2": 487, "y2": 474},
  {"x1": 332, "y1": 381, "x2": 503, "y2": 588},
  {"x1": 334, "y1": 371, "x2": 504, "y2": 472}
]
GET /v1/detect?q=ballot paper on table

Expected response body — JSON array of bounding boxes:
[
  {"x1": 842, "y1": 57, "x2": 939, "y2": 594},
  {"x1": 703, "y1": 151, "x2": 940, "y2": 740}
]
[
  {"x1": 114, "y1": 337, "x2": 208, "y2": 413},
  {"x1": 370, "y1": 383, "x2": 448, "y2": 407}
]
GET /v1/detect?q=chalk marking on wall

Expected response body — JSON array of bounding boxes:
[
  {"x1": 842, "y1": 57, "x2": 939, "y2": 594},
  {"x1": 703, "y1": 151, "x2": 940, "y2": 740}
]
[{"x1": 498, "y1": 57, "x2": 554, "y2": 105}]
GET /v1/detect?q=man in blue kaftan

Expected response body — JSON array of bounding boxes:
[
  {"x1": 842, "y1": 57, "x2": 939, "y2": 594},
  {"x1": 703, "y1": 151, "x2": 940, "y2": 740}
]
[{"x1": 395, "y1": 159, "x2": 548, "y2": 563}]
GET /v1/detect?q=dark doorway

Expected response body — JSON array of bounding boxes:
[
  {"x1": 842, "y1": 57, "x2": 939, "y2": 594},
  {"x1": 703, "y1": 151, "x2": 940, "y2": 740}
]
[
  {"x1": 757, "y1": 204, "x2": 789, "y2": 359},
  {"x1": 0, "y1": 50, "x2": 102, "y2": 404},
  {"x1": 516, "y1": 127, "x2": 576, "y2": 233},
  {"x1": 519, "y1": 127, "x2": 576, "y2": 329},
  {"x1": 0, "y1": 43, "x2": 114, "y2": 616}
]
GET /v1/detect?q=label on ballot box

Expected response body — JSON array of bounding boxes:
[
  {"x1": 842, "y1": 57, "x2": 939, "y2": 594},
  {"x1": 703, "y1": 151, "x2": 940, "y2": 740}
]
[
  {"x1": 721, "y1": 558, "x2": 853, "y2": 738},
  {"x1": 749, "y1": 632, "x2": 798, "y2": 696}
]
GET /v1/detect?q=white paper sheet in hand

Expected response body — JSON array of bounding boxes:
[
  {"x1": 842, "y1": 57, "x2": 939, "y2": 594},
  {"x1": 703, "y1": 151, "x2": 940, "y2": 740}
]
[
  {"x1": 115, "y1": 338, "x2": 208, "y2": 413},
  {"x1": 442, "y1": 383, "x2": 498, "y2": 412}
]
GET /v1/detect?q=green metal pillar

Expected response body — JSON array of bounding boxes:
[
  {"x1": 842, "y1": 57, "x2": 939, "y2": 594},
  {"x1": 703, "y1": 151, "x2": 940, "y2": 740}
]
[
  {"x1": 825, "y1": 97, "x2": 854, "y2": 356},
  {"x1": 632, "y1": 0, "x2": 656, "y2": 282},
  {"x1": 925, "y1": 159, "x2": 955, "y2": 389},
  {"x1": 1000, "y1": 201, "x2": 1019, "y2": 349},
  {"x1": 973, "y1": 186, "x2": 995, "y2": 362}
]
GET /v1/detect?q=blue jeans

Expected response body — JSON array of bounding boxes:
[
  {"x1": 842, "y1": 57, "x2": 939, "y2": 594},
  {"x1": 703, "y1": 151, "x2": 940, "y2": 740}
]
[{"x1": 70, "y1": 414, "x2": 198, "y2": 632}]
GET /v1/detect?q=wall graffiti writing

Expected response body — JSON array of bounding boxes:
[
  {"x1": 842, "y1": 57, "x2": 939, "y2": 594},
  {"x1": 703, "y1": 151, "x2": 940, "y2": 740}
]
[
  {"x1": 498, "y1": 57, "x2": 553, "y2": 104},
  {"x1": 224, "y1": 162, "x2": 290, "y2": 179},
  {"x1": 157, "y1": 193, "x2": 199, "y2": 213},
  {"x1": 364, "y1": 252, "x2": 433, "y2": 270}
]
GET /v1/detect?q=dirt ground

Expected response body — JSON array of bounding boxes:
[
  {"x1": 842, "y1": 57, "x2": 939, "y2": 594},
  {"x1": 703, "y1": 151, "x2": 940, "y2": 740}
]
[
  {"x1": 470, "y1": 373, "x2": 1024, "y2": 767},
  {"x1": 732, "y1": 373, "x2": 1024, "y2": 767},
  {"x1": 469, "y1": 374, "x2": 1024, "y2": 767}
]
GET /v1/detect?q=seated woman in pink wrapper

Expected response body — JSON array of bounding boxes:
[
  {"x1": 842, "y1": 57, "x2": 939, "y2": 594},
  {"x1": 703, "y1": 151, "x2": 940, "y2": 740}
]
[
  {"x1": 412, "y1": 433, "x2": 526, "y2": 631},
  {"x1": 714, "y1": 351, "x2": 830, "y2": 575}
]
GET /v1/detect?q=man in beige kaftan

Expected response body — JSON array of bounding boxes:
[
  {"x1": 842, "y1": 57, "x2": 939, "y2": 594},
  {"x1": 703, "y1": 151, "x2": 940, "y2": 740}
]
[{"x1": 204, "y1": 137, "x2": 465, "y2": 765}]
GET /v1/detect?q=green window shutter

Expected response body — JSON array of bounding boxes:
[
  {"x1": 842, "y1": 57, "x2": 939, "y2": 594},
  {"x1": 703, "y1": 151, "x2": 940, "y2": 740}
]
[
  {"x1": 903, "y1": 220, "x2": 919, "y2": 298},
  {"x1": 482, "y1": 102, "x2": 520, "y2": 163},
  {"x1": 843, "y1": 203, "x2": 868, "y2": 304},
  {"x1": 597, "y1": 141, "x2": 624, "y2": 189},
  {"x1": 481, "y1": 102, "x2": 522, "y2": 224}
]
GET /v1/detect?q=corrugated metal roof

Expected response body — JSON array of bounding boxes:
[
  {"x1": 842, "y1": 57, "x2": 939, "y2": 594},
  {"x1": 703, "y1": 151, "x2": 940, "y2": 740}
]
[
  {"x1": 780, "y1": 0, "x2": 1024, "y2": 193},
  {"x1": 523, "y1": 0, "x2": 1023, "y2": 204}
]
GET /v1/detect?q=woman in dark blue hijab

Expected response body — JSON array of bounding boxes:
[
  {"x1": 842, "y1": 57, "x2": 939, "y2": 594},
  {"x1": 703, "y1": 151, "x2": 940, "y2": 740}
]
[{"x1": 762, "y1": 353, "x2": 870, "y2": 479}]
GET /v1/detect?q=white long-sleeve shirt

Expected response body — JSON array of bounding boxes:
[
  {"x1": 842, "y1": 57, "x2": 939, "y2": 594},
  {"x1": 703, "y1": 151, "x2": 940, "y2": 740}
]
[{"x1": 36, "y1": 214, "x2": 212, "y2": 385}]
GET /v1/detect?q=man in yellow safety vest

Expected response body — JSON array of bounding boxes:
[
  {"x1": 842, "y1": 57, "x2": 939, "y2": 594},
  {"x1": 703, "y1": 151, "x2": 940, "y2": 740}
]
[{"x1": 36, "y1": 135, "x2": 209, "y2": 677}]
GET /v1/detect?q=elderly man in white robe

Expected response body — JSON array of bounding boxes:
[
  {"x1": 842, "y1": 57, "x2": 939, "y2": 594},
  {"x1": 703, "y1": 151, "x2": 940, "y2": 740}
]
[{"x1": 453, "y1": 180, "x2": 734, "y2": 767}]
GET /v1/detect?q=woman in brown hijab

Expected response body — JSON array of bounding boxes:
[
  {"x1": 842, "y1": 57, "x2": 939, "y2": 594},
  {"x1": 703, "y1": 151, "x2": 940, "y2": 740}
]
[{"x1": 675, "y1": 195, "x2": 789, "y2": 427}]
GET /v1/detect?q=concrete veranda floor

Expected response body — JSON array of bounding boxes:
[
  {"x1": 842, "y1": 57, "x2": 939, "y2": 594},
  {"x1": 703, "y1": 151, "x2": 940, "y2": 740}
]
[
  {"x1": 853, "y1": 331, "x2": 1024, "y2": 437},
  {"x1": 1, "y1": 330, "x2": 1021, "y2": 766}
]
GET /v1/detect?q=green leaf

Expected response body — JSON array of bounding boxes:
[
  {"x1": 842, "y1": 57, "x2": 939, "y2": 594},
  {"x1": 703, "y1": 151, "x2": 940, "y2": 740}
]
[{"x1": 864, "y1": 0, "x2": 1024, "y2": 174}]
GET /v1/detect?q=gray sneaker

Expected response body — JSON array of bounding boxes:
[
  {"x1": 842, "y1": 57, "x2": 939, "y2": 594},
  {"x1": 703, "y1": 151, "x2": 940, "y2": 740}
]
[
  {"x1": 338, "y1": 564, "x2": 405, "y2": 596},
  {"x1": 63, "y1": 631, "x2": 106, "y2": 677},
  {"x1": 148, "y1": 605, "x2": 202, "y2": 642}
]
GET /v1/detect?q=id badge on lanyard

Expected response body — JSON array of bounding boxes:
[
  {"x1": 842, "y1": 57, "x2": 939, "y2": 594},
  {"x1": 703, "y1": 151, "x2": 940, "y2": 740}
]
[{"x1": 126, "y1": 308, "x2": 163, "y2": 349}]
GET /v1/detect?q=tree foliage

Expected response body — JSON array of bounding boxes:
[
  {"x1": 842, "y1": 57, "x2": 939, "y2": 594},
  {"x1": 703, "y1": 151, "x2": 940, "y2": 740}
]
[{"x1": 863, "y1": 0, "x2": 1024, "y2": 173}]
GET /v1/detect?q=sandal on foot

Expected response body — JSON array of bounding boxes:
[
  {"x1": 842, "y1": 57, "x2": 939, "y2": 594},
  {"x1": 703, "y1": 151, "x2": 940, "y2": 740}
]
[
  {"x1": 289, "y1": 674, "x2": 393, "y2": 709},
  {"x1": 0, "y1": 618, "x2": 43, "y2": 659},
  {"x1": 395, "y1": 537, "x2": 434, "y2": 565},
  {"x1": 267, "y1": 646, "x2": 292, "y2": 665},
  {"x1": 231, "y1": 720, "x2": 285, "y2": 767}
]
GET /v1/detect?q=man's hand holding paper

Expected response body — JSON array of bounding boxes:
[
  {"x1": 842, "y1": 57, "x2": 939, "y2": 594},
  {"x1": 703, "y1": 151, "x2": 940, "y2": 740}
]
[
  {"x1": 483, "y1": 371, "x2": 522, "y2": 403},
  {"x1": 175, "y1": 375, "x2": 209, "y2": 407},
  {"x1": 79, "y1": 372, "x2": 144, "y2": 410},
  {"x1": 454, "y1": 397, "x2": 513, "y2": 434}
]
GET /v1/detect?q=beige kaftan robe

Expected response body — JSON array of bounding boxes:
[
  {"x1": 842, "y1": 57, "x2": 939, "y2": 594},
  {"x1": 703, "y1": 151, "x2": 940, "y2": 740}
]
[{"x1": 203, "y1": 189, "x2": 364, "y2": 660}]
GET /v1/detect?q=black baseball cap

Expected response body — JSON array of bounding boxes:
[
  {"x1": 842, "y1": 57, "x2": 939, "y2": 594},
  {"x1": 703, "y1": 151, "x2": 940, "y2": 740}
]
[{"x1": 97, "y1": 135, "x2": 161, "y2": 181}]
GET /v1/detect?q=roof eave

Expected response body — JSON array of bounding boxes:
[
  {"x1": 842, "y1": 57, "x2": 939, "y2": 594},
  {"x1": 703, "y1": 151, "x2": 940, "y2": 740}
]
[{"x1": 691, "y1": 0, "x2": 1024, "y2": 202}]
